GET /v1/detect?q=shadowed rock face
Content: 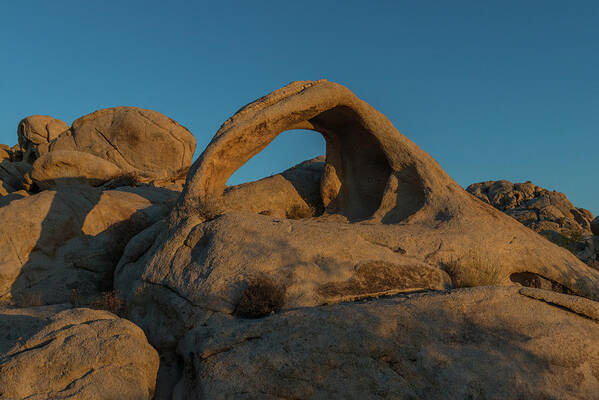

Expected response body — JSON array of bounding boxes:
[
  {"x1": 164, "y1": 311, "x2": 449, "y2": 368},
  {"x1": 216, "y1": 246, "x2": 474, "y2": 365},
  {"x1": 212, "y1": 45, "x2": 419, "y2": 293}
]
[
  {"x1": 0, "y1": 185, "x2": 179, "y2": 306},
  {"x1": 115, "y1": 80, "x2": 599, "y2": 355}
]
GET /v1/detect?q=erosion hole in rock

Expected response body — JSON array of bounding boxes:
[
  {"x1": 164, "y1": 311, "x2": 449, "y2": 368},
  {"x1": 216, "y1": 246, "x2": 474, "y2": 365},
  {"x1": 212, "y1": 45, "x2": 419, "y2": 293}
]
[
  {"x1": 227, "y1": 130, "x2": 325, "y2": 187},
  {"x1": 185, "y1": 83, "x2": 430, "y2": 224},
  {"x1": 219, "y1": 107, "x2": 398, "y2": 222},
  {"x1": 225, "y1": 129, "x2": 325, "y2": 219},
  {"x1": 510, "y1": 272, "x2": 573, "y2": 295}
]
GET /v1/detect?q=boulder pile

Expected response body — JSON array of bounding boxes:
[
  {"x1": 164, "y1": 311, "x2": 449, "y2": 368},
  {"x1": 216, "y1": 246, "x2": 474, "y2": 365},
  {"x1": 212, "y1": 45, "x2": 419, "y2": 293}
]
[
  {"x1": 468, "y1": 180, "x2": 599, "y2": 268},
  {"x1": 0, "y1": 81, "x2": 598, "y2": 399}
]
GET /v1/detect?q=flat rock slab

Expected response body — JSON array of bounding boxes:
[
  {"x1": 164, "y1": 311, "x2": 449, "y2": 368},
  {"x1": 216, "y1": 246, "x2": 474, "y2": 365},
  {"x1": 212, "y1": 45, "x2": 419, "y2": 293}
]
[
  {"x1": 175, "y1": 286, "x2": 599, "y2": 400},
  {"x1": 0, "y1": 306, "x2": 159, "y2": 399}
]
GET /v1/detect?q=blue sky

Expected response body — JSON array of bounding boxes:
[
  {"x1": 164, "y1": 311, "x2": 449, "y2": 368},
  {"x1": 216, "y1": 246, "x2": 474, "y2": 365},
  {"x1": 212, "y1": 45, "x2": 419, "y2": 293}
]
[{"x1": 1, "y1": 1, "x2": 597, "y2": 215}]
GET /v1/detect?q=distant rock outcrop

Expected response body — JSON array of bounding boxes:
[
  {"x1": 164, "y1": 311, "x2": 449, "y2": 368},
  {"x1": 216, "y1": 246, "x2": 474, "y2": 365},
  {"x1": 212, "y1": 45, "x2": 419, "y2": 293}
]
[
  {"x1": 0, "y1": 305, "x2": 158, "y2": 399},
  {"x1": 31, "y1": 150, "x2": 124, "y2": 189},
  {"x1": 467, "y1": 180, "x2": 598, "y2": 268},
  {"x1": 467, "y1": 180, "x2": 593, "y2": 235}
]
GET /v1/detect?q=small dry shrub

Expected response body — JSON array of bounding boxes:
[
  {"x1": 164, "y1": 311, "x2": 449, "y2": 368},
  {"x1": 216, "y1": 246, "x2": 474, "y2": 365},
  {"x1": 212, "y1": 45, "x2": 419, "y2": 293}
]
[
  {"x1": 16, "y1": 293, "x2": 43, "y2": 307},
  {"x1": 286, "y1": 204, "x2": 315, "y2": 220},
  {"x1": 443, "y1": 249, "x2": 504, "y2": 288},
  {"x1": 102, "y1": 172, "x2": 143, "y2": 189},
  {"x1": 69, "y1": 288, "x2": 83, "y2": 307},
  {"x1": 234, "y1": 276, "x2": 285, "y2": 318},
  {"x1": 91, "y1": 290, "x2": 124, "y2": 316}
]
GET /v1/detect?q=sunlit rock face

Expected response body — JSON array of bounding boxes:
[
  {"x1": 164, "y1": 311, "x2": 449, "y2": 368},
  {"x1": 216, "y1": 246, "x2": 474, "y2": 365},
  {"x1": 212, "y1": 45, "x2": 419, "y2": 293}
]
[
  {"x1": 45, "y1": 106, "x2": 196, "y2": 181},
  {"x1": 174, "y1": 286, "x2": 599, "y2": 400},
  {"x1": 1, "y1": 80, "x2": 598, "y2": 399},
  {"x1": 0, "y1": 305, "x2": 159, "y2": 399},
  {"x1": 115, "y1": 80, "x2": 599, "y2": 355},
  {"x1": 17, "y1": 115, "x2": 69, "y2": 163}
]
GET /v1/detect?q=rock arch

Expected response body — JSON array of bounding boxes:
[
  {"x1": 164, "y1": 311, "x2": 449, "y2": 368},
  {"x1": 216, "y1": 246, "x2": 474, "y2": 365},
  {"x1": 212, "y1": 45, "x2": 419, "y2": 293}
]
[{"x1": 175, "y1": 80, "x2": 454, "y2": 223}]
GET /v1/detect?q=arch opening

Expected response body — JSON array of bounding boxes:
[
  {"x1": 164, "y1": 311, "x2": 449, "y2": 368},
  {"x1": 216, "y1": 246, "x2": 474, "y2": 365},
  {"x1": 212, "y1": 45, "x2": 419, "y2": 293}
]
[
  {"x1": 182, "y1": 81, "x2": 426, "y2": 225},
  {"x1": 217, "y1": 106, "x2": 395, "y2": 222},
  {"x1": 226, "y1": 130, "x2": 325, "y2": 187},
  {"x1": 309, "y1": 106, "x2": 394, "y2": 221}
]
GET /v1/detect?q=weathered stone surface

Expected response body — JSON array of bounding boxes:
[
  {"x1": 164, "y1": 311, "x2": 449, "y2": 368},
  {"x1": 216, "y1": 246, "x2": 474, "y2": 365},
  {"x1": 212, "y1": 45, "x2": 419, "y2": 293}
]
[
  {"x1": 221, "y1": 156, "x2": 325, "y2": 218},
  {"x1": 0, "y1": 160, "x2": 32, "y2": 194},
  {"x1": 592, "y1": 216, "x2": 599, "y2": 236},
  {"x1": 0, "y1": 144, "x2": 11, "y2": 161},
  {"x1": 17, "y1": 115, "x2": 69, "y2": 163},
  {"x1": 175, "y1": 286, "x2": 599, "y2": 400},
  {"x1": 45, "y1": 107, "x2": 196, "y2": 181},
  {"x1": 467, "y1": 180, "x2": 598, "y2": 267},
  {"x1": 0, "y1": 306, "x2": 158, "y2": 399},
  {"x1": 31, "y1": 150, "x2": 123, "y2": 189},
  {"x1": 467, "y1": 180, "x2": 594, "y2": 235},
  {"x1": 115, "y1": 211, "x2": 451, "y2": 348},
  {"x1": 0, "y1": 185, "x2": 178, "y2": 306},
  {"x1": 115, "y1": 80, "x2": 599, "y2": 353}
]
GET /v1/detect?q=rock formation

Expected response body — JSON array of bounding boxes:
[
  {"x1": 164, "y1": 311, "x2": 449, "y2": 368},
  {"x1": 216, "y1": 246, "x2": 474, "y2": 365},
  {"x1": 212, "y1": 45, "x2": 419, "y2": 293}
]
[
  {"x1": 175, "y1": 286, "x2": 599, "y2": 400},
  {"x1": 0, "y1": 305, "x2": 159, "y2": 399},
  {"x1": 0, "y1": 185, "x2": 178, "y2": 306},
  {"x1": 44, "y1": 107, "x2": 196, "y2": 181},
  {"x1": 467, "y1": 180, "x2": 594, "y2": 235},
  {"x1": 17, "y1": 115, "x2": 69, "y2": 163},
  {"x1": 0, "y1": 106, "x2": 195, "y2": 398},
  {"x1": 592, "y1": 216, "x2": 599, "y2": 236},
  {"x1": 467, "y1": 180, "x2": 598, "y2": 268},
  {"x1": 0, "y1": 81, "x2": 598, "y2": 398},
  {"x1": 114, "y1": 80, "x2": 599, "y2": 368},
  {"x1": 31, "y1": 150, "x2": 124, "y2": 189}
]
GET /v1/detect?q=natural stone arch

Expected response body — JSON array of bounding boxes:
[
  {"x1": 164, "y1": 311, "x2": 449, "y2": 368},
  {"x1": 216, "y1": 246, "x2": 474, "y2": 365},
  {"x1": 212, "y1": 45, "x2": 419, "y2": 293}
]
[{"x1": 174, "y1": 80, "x2": 455, "y2": 224}]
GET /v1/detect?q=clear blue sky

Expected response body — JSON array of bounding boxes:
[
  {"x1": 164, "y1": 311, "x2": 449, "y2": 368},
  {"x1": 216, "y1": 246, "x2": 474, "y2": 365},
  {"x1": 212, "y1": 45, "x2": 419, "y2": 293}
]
[{"x1": 1, "y1": 1, "x2": 597, "y2": 215}]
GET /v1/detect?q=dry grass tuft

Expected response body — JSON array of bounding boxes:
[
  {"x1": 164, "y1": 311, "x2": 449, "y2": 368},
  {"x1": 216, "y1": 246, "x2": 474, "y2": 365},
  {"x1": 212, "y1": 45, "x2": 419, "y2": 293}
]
[
  {"x1": 19, "y1": 293, "x2": 43, "y2": 307},
  {"x1": 286, "y1": 204, "x2": 315, "y2": 220},
  {"x1": 234, "y1": 276, "x2": 285, "y2": 318},
  {"x1": 69, "y1": 289, "x2": 83, "y2": 307},
  {"x1": 542, "y1": 229, "x2": 585, "y2": 255},
  {"x1": 443, "y1": 249, "x2": 504, "y2": 288}
]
